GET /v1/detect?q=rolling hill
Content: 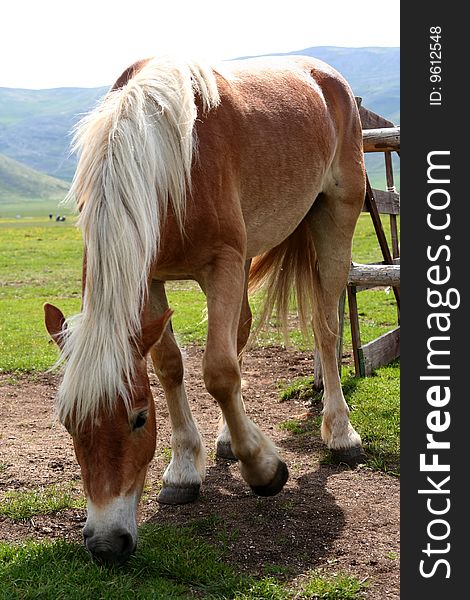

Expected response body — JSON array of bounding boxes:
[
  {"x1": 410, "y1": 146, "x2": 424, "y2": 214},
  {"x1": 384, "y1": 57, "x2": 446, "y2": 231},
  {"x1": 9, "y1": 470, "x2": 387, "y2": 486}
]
[
  {"x1": 0, "y1": 86, "x2": 107, "y2": 181},
  {"x1": 0, "y1": 153, "x2": 69, "y2": 203}
]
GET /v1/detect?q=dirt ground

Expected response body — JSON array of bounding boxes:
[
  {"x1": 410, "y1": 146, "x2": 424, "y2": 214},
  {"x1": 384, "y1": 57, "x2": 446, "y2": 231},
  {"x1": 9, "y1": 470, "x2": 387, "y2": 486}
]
[{"x1": 0, "y1": 345, "x2": 399, "y2": 599}]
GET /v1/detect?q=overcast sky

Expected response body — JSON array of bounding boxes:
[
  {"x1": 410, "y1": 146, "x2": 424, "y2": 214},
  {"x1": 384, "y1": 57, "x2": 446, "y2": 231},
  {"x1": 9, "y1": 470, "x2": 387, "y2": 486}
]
[{"x1": 1, "y1": 0, "x2": 399, "y2": 89}]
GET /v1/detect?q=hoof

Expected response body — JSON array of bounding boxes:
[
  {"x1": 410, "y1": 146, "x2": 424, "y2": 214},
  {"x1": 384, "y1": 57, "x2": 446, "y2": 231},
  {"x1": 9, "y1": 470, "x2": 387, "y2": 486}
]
[
  {"x1": 157, "y1": 484, "x2": 200, "y2": 505},
  {"x1": 250, "y1": 461, "x2": 289, "y2": 497},
  {"x1": 330, "y1": 446, "x2": 367, "y2": 467},
  {"x1": 216, "y1": 440, "x2": 237, "y2": 461}
]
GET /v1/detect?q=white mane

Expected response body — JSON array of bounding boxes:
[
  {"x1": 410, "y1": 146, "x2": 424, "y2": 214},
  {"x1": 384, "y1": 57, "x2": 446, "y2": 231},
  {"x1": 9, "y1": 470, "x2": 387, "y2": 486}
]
[{"x1": 57, "y1": 57, "x2": 220, "y2": 427}]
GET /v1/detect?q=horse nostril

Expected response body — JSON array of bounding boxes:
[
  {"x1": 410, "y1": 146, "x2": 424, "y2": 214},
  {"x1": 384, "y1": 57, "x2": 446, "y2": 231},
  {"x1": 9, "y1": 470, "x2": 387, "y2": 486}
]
[
  {"x1": 117, "y1": 532, "x2": 134, "y2": 556},
  {"x1": 82, "y1": 525, "x2": 93, "y2": 545}
]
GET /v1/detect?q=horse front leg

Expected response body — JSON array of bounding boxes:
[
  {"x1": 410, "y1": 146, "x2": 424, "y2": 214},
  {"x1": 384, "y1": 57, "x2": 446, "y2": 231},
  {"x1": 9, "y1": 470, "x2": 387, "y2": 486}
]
[
  {"x1": 215, "y1": 259, "x2": 252, "y2": 461},
  {"x1": 148, "y1": 280, "x2": 206, "y2": 504},
  {"x1": 201, "y1": 251, "x2": 288, "y2": 496}
]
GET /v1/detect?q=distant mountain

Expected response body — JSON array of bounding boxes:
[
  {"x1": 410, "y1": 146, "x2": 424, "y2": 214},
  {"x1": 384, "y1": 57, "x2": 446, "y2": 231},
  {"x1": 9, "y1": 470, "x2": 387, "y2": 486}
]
[
  {"x1": 0, "y1": 86, "x2": 107, "y2": 181},
  {"x1": 0, "y1": 153, "x2": 69, "y2": 203},
  {"x1": 0, "y1": 47, "x2": 399, "y2": 188}
]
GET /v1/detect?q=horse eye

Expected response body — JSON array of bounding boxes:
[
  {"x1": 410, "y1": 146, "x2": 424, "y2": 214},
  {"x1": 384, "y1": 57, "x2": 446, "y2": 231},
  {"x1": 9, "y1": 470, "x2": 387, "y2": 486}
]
[{"x1": 132, "y1": 411, "x2": 148, "y2": 431}]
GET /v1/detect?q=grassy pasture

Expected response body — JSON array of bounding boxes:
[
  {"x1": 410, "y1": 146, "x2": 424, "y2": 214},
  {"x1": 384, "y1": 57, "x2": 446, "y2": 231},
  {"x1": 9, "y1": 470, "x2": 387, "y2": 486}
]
[{"x1": 0, "y1": 198, "x2": 75, "y2": 219}]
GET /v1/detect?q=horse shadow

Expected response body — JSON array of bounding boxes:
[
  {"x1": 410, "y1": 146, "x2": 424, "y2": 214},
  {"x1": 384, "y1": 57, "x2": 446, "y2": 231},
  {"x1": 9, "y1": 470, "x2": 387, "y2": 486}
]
[{"x1": 146, "y1": 458, "x2": 348, "y2": 579}]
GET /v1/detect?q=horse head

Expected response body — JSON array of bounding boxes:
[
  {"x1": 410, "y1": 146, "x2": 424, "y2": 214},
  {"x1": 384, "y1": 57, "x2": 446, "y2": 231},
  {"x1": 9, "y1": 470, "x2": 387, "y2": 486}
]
[{"x1": 44, "y1": 303, "x2": 172, "y2": 565}]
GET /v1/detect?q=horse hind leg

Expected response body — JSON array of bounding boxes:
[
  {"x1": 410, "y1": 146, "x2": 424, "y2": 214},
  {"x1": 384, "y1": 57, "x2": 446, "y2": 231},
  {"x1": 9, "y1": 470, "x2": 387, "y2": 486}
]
[
  {"x1": 307, "y1": 178, "x2": 367, "y2": 466},
  {"x1": 202, "y1": 251, "x2": 288, "y2": 496},
  {"x1": 148, "y1": 280, "x2": 206, "y2": 504},
  {"x1": 215, "y1": 260, "x2": 252, "y2": 461}
]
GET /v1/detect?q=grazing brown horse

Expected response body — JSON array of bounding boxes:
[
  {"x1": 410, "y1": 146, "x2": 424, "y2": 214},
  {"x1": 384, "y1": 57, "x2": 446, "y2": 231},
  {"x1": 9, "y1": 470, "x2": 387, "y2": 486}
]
[{"x1": 44, "y1": 54, "x2": 365, "y2": 565}]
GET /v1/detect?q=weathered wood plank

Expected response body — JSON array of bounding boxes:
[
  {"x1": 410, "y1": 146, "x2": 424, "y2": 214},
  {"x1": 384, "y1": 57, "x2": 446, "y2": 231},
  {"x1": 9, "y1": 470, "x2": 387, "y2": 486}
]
[
  {"x1": 348, "y1": 286, "x2": 364, "y2": 377},
  {"x1": 390, "y1": 214, "x2": 400, "y2": 258},
  {"x1": 364, "y1": 178, "x2": 400, "y2": 307},
  {"x1": 357, "y1": 100, "x2": 396, "y2": 129},
  {"x1": 385, "y1": 152, "x2": 395, "y2": 189},
  {"x1": 362, "y1": 188, "x2": 400, "y2": 215},
  {"x1": 363, "y1": 127, "x2": 400, "y2": 153},
  {"x1": 362, "y1": 327, "x2": 400, "y2": 376},
  {"x1": 348, "y1": 263, "x2": 400, "y2": 287}
]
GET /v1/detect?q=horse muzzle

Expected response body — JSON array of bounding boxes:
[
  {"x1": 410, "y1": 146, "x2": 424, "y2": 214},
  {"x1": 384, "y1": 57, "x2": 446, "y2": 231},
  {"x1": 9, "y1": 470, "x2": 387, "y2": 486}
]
[
  {"x1": 82, "y1": 495, "x2": 139, "y2": 565},
  {"x1": 83, "y1": 525, "x2": 136, "y2": 565}
]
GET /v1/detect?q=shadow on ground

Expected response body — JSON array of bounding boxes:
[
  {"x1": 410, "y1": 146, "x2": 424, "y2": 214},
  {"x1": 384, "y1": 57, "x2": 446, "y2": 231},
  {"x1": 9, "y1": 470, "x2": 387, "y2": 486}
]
[{"x1": 148, "y1": 457, "x2": 347, "y2": 579}]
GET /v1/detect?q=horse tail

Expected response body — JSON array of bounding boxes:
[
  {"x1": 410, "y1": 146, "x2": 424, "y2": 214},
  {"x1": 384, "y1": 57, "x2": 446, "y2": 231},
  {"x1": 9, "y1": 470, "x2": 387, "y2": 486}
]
[
  {"x1": 248, "y1": 216, "x2": 331, "y2": 345},
  {"x1": 58, "y1": 58, "x2": 220, "y2": 426}
]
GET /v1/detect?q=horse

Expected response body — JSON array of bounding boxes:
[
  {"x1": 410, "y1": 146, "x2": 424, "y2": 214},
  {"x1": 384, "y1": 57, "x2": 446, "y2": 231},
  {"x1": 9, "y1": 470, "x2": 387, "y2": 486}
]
[{"x1": 44, "y1": 54, "x2": 366, "y2": 566}]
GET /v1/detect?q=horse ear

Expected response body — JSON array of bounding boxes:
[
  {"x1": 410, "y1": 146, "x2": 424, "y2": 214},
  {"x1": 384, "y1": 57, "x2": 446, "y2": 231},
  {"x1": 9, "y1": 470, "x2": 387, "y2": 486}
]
[
  {"x1": 139, "y1": 308, "x2": 173, "y2": 356},
  {"x1": 44, "y1": 303, "x2": 67, "y2": 350}
]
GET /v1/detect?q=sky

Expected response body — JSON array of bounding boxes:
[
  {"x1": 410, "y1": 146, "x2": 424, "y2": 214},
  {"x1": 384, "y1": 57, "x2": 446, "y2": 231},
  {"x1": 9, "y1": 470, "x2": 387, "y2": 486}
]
[{"x1": 1, "y1": 0, "x2": 399, "y2": 89}]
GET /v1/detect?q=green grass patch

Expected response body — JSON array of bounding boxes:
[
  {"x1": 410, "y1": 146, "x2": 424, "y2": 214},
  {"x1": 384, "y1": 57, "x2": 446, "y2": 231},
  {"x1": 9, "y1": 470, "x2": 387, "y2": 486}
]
[
  {"x1": 279, "y1": 418, "x2": 320, "y2": 436},
  {"x1": 343, "y1": 361, "x2": 400, "y2": 474},
  {"x1": 297, "y1": 571, "x2": 366, "y2": 599},
  {"x1": 0, "y1": 483, "x2": 85, "y2": 521},
  {"x1": 279, "y1": 376, "x2": 317, "y2": 402},
  {"x1": 343, "y1": 287, "x2": 398, "y2": 348},
  {"x1": 352, "y1": 213, "x2": 400, "y2": 264},
  {"x1": 167, "y1": 286, "x2": 208, "y2": 344},
  {"x1": 234, "y1": 577, "x2": 290, "y2": 599},
  {"x1": 0, "y1": 524, "x2": 368, "y2": 600},
  {"x1": 0, "y1": 525, "x2": 276, "y2": 599},
  {"x1": 160, "y1": 446, "x2": 173, "y2": 465},
  {"x1": 278, "y1": 361, "x2": 399, "y2": 474},
  {"x1": 0, "y1": 217, "x2": 82, "y2": 371},
  {"x1": 0, "y1": 199, "x2": 72, "y2": 219}
]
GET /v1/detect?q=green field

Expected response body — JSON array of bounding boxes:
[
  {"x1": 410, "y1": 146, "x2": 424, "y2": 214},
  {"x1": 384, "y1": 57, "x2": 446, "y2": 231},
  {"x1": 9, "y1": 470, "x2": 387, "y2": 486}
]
[{"x1": 0, "y1": 198, "x2": 74, "y2": 219}]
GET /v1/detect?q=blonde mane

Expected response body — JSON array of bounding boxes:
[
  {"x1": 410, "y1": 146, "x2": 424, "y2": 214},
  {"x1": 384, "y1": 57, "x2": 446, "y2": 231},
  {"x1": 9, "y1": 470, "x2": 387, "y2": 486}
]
[{"x1": 57, "y1": 57, "x2": 220, "y2": 427}]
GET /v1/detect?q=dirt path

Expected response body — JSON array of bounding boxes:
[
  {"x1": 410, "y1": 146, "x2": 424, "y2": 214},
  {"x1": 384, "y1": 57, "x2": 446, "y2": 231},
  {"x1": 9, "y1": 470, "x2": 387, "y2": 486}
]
[{"x1": 0, "y1": 345, "x2": 399, "y2": 598}]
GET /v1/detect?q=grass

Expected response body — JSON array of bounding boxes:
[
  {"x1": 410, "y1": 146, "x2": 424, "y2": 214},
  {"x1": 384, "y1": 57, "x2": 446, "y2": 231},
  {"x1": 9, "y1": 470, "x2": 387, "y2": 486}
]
[
  {"x1": 160, "y1": 446, "x2": 173, "y2": 465},
  {"x1": 0, "y1": 483, "x2": 85, "y2": 521},
  {"x1": 343, "y1": 361, "x2": 400, "y2": 474},
  {"x1": 0, "y1": 199, "x2": 73, "y2": 219},
  {"x1": 0, "y1": 523, "x2": 366, "y2": 600},
  {"x1": 280, "y1": 376, "x2": 318, "y2": 402},
  {"x1": 298, "y1": 571, "x2": 367, "y2": 599},
  {"x1": 279, "y1": 417, "x2": 320, "y2": 436}
]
